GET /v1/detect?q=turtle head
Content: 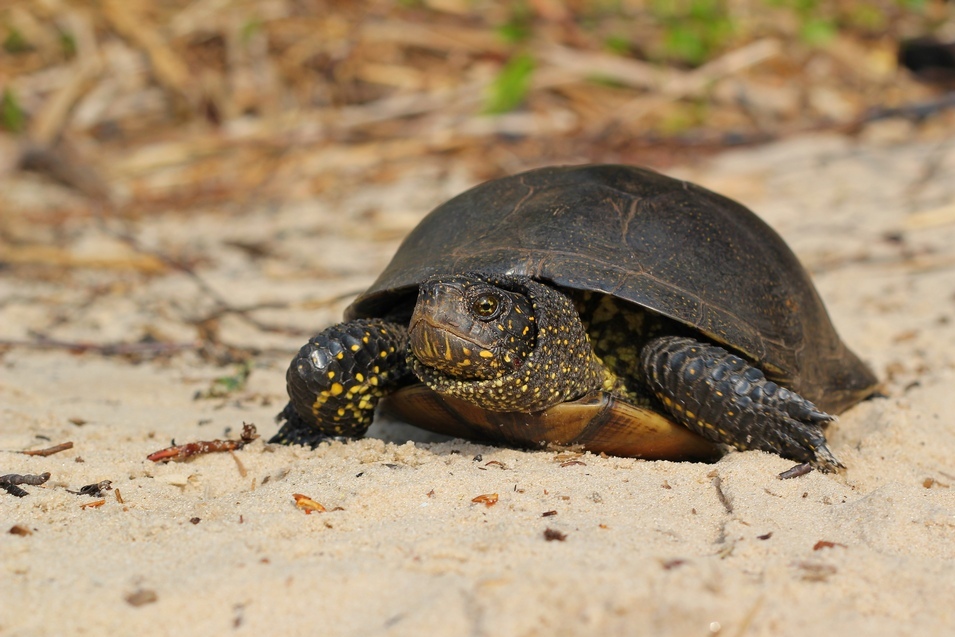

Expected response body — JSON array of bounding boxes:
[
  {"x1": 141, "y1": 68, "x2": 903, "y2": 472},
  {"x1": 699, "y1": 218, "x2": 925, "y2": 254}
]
[
  {"x1": 409, "y1": 273, "x2": 611, "y2": 413},
  {"x1": 409, "y1": 274, "x2": 536, "y2": 381}
]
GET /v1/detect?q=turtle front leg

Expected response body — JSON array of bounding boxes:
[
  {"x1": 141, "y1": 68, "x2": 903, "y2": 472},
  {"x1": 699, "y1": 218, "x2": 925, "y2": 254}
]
[
  {"x1": 639, "y1": 336, "x2": 842, "y2": 472},
  {"x1": 272, "y1": 319, "x2": 411, "y2": 447}
]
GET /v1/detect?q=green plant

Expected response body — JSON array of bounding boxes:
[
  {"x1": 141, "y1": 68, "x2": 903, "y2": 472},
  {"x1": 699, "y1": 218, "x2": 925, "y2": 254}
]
[
  {"x1": 483, "y1": 52, "x2": 535, "y2": 114},
  {"x1": 766, "y1": 0, "x2": 836, "y2": 46},
  {"x1": 194, "y1": 362, "x2": 253, "y2": 399},
  {"x1": 650, "y1": 0, "x2": 735, "y2": 66},
  {"x1": 603, "y1": 34, "x2": 631, "y2": 55},
  {"x1": 1, "y1": 88, "x2": 25, "y2": 133},
  {"x1": 3, "y1": 25, "x2": 30, "y2": 53},
  {"x1": 894, "y1": 0, "x2": 926, "y2": 10},
  {"x1": 497, "y1": 3, "x2": 533, "y2": 44},
  {"x1": 59, "y1": 29, "x2": 76, "y2": 57},
  {"x1": 240, "y1": 18, "x2": 262, "y2": 44}
]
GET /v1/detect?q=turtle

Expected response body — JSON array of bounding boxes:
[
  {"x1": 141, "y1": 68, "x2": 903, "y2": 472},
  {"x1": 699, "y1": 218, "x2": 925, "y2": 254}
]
[{"x1": 273, "y1": 164, "x2": 878, "y2": 471}]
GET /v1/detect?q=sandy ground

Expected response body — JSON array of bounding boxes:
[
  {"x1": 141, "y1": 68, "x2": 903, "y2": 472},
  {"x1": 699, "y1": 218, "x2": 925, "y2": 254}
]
[{"x1": 2, "y1": 132, "x2": 955, "y2": 636}]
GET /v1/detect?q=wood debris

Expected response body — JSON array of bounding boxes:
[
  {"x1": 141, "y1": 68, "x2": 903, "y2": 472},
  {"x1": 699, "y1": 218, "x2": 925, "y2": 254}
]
[
  {"x1": 19, "y1": 442, "x2": 74, "y2": 457},
  {"x1": 147, "y1": 424, "x2": 258, "y2": 462},
  {"x1": 125, "y1": 589, "x2": 158, "y2": 607},
  {"x1": 67, "y1": 480, "x2": 113, "y2": 497},
  {"x1": 292, "y1": 493, "x2": 327, "y2": 514},
  {"x1": 0, "y1": 0, "x2": 947, "y2": 223},
  {"x1": 0, "y1": 472, "x2": 51, "y2": 497},
  {"x1": 471, "y1": 493, "x2": 499, "y2": 507}
]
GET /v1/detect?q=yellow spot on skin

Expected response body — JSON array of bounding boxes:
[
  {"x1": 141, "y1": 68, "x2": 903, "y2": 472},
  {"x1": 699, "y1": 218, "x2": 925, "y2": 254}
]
[
  {"x1": 336, "y1": 352, "x2": 344, "y2": 360},
  {"x1": 462, "y1": 347, "x2": 472, "y2": 356},
  {"x1": 355, "y1": 373, "x2": 364, "y2": 382},
  {"x1": 479, "y1": 350, "x2": 494, "y2": 359},
  {"x1": 327, "y1": 371, "x2": 336, "y2": 379},
  {"x1": 350, "y1": 344, "x2": 361, "y2": 352},
  {"x1": 330, "y1": 383, "x2": 344, "y2": 396}
]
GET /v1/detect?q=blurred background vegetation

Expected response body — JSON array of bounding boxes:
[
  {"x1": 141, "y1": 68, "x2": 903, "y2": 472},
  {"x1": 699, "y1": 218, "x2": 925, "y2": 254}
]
[{"x1": 1, "y1": 0, "x2": 953, "y2": 211}]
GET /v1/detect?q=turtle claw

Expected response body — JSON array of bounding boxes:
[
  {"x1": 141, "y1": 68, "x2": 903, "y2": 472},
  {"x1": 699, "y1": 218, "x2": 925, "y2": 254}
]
[
  {"x1": 778, "y1": 451, "x2": 844, "y2": 478},
  {"x1": 778, "y1": 462, "x2": 814, "y2": 479},
  {"x1": 271, "y1": 403, "x2": 337, "y2": 448},
  {"x1": 806, "y1": 442, "x2": 845, "y2": 474}
]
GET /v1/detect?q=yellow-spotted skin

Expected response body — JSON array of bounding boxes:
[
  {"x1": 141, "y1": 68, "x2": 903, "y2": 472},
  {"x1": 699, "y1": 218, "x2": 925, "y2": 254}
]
[
  {"x1": 640, "y1": 335, "x2": 843, "y2": 471},
  {"x1": 273, "y1": 319, "x2": 410, "y2": 445},
  {"x1": 409, "y1": 274, "x2": 615, "y2": 413},
  {"x1": 572, "y1": 291, "x2": 685, "y2": 404}
]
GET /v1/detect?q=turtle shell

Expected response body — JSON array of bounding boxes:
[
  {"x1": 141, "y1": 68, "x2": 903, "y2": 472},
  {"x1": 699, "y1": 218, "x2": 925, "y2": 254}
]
[{"x1": 347, "y1": 164, "x2": 877, "y2": 415}]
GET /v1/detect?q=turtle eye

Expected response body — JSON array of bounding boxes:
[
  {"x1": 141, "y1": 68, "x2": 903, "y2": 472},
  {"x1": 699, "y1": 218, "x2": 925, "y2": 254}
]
[{"x1": 471, "y1": 293, "x2": 501, "y2": 320}]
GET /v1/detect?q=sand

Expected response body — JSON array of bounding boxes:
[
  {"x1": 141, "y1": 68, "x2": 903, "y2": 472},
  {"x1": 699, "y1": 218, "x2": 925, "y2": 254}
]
[{"x1": 2, "y1": 133, "x2": 955, "y2": 636}]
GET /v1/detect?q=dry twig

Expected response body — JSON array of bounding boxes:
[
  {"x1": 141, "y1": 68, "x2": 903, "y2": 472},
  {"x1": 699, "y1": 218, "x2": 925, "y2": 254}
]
[{"x1": 147, "y1": 423, "x2": 259, "y2": 462}]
